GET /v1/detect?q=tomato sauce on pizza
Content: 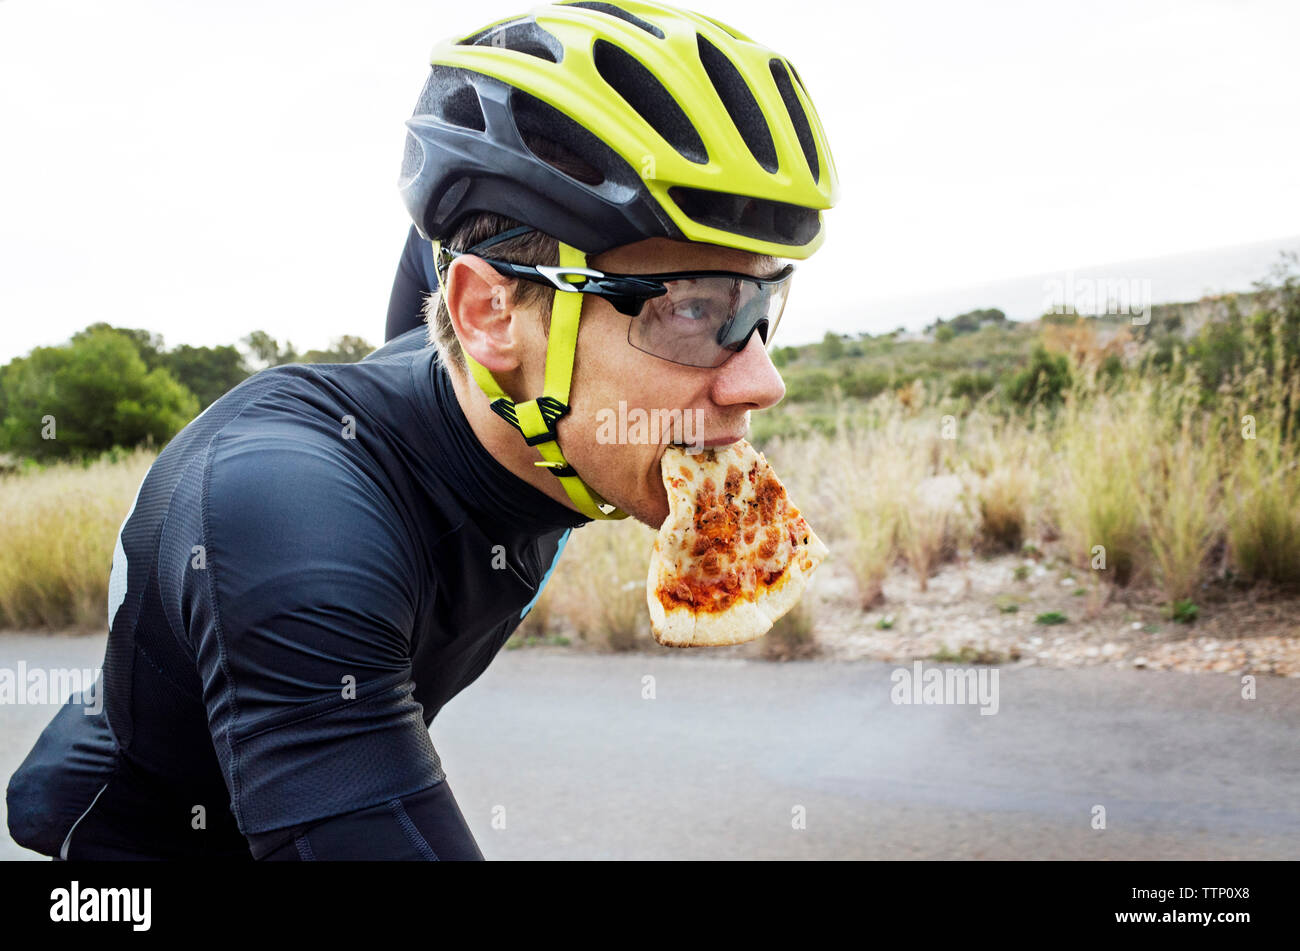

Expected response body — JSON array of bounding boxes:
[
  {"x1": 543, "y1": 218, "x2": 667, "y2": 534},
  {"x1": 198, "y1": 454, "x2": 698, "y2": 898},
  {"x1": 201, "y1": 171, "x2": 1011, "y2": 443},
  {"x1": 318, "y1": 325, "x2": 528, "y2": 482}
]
[{"x1": 647, "y1": 441, "x2": 828, "y2": 647}]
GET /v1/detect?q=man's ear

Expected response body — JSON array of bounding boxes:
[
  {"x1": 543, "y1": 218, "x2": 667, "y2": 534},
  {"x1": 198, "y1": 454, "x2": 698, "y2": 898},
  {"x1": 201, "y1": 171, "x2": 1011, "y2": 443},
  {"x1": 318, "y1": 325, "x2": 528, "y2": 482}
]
[{"x1": 444, "y1": 256, "x2": 520, "y2": 373}]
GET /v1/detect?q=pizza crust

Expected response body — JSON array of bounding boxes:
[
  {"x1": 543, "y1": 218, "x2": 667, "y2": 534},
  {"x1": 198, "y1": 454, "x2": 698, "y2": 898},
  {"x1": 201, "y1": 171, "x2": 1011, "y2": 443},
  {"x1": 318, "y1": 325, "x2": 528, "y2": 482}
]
[
  {"x1": 752, "y1": 526, "x2": 829, "y2": 624},
  {"x1": 647, "y1": 540, "x2": 696, "y2": 646}
]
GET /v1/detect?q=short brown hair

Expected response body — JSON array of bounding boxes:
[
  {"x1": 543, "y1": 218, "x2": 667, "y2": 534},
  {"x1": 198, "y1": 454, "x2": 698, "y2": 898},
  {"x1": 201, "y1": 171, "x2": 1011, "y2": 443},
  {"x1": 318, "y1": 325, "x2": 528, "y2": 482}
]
[
  {"x1": 425, "y1": 215, "x2": 558, "y2": 374},
  {"x1": 425, "y1": 134, "x2": 604, "y2": 373}
]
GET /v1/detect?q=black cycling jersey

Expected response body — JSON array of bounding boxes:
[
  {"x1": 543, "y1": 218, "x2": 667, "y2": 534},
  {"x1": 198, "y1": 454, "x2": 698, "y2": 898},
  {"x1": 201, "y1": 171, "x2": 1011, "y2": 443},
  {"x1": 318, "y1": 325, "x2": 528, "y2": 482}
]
[
  {"x1": 6, "y1": 326, "x2": 587, "y2": 859},
  {"x1": 385, "y1": 224, "x2": 441, "y2": 343}
]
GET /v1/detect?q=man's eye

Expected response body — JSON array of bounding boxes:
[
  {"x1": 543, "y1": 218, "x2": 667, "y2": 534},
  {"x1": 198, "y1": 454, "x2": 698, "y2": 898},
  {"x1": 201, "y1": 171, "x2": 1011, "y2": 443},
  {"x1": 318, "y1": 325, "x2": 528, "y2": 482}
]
[{"x1": 672, "y1": 299, "x2": 718, "y2": 321}]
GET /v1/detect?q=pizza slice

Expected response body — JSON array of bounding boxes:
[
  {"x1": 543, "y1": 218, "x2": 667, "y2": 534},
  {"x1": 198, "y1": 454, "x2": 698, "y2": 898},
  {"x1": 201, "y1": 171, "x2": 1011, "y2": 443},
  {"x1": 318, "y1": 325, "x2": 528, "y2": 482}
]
[{"x1": 647, "y1": 440, "x2": 829, "y2": 647}]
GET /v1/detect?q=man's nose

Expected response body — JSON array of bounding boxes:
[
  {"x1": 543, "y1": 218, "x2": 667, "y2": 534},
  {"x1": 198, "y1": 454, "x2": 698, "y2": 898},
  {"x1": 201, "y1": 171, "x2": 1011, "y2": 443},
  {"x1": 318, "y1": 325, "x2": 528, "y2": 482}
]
[{"x1": 710, "y1": 332, "x2": 786, "y2": 410}]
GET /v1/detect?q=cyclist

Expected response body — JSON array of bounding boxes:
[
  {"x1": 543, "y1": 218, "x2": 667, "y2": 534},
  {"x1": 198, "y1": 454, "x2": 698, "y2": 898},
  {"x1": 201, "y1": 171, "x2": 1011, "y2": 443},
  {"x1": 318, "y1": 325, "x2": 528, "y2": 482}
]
[{"x1": 7, "y1": 0, "x2": 836, "y2": 860}]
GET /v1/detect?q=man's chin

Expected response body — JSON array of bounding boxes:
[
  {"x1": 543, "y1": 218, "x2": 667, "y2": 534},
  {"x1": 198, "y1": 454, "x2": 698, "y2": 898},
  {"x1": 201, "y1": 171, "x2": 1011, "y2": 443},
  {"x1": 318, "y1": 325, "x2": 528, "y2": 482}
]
[
  {"x1": 605, "y1": 492, "x2": 668, "y2": 531},
  {"x1": 631, "y1": 501, "x2": 670, "y2": 531},
  {"x1": 590, "y1": 478, "x2": 668, "y2": 530}
]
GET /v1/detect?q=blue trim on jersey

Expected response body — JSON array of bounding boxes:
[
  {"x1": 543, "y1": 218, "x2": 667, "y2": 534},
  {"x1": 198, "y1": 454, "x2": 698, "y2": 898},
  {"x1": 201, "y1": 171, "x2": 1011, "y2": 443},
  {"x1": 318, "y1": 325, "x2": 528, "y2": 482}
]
[{"x1": 521, "y1": 528, "x2": 570, "y2": 619}]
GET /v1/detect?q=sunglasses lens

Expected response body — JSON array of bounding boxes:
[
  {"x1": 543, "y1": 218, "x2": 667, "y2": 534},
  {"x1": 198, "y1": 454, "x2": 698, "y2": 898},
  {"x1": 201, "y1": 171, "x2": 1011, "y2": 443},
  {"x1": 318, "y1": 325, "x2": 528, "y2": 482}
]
[{"x1": 627, "y1": 271, "x2": 792, "y2": 368}]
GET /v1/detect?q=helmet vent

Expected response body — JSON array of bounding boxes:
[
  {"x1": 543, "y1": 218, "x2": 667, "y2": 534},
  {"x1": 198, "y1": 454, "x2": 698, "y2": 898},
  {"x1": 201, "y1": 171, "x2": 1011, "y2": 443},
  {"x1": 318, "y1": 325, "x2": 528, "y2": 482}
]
[
  {"x1": 787, "y1": 61, "x2": 807, "y2": 94},
  {"x1": 458, "y1": 17, "x2": 563, "y2": 63},
  {"x1": 442, "y1": 83, "x2": 487, "y2": 132},
  {"x1": 522, "y1": 132, "x2": 605, "y2": 187},
  {"x1": 769, "y1": 58, "x2": 819, "y2": 184},
  {"x1": 510, "y1": 86, "x2": 636, "y2": 189},
  {"x1": 696, "y1": 33, "x2": 777, "y2": 173},
  {"x1": 668, "y1": 186, "x2": 820, "y2": 246},
  {"x1": 561, "y1": 2, "x2": 665, "y2": 39},
  {"x1": 411, "y1": 66, "x2": 488, "y2": 132},
  {"x1": 593, "y1": 39, "x2": 707, "y2": 165}
]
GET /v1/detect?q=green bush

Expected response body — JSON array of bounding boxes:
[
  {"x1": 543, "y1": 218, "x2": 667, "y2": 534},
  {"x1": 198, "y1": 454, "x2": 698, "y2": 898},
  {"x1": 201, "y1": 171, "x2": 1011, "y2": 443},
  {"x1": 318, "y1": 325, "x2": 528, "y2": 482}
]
[
  {"x1": 783, "y1": 370, "x2": 836, "y2": 403},
  {"x1": 0, "y1": 328, "x2": 198, "y2": 461},
  {"x1": 950, "y1": 371, "x2": 996, "y2": 401},
  {"x1": 1008, "y1": 345, "x2": 1071, "y2": 407},
  {"x1": 820, "y1": 331, "x2": 846, "y2": 361},
  {"x1": 1189, "y1": 318, "x2": 1247, "y2": 391},
  {"x1": 156, "y1": 344, "x2": 249, "y2": 409},
  {"x1": 838, "y1": 368, "x2": 891, "y2": 400}
]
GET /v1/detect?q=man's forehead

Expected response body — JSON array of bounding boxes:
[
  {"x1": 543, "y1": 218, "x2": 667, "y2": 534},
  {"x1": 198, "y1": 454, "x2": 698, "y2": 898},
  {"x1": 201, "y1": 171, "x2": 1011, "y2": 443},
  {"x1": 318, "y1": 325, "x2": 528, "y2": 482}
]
[{"x1": 593, "y1": 236, "x2": 781, "y2": 277}]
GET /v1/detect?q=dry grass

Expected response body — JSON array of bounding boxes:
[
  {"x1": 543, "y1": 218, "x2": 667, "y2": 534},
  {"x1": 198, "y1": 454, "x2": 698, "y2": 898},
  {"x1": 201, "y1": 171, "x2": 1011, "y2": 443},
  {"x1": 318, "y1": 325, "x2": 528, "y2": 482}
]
[
  {"x1": 964, "y1": 417, "x2": 1038, "y2": 553},
  {"x1": 770, "y1": 425, "x2": 901, "y2": 608},
  {"x1": 768, "y1": 407, "x2": 971, "y2": 603},
  {"x1": 0, "y1": 447, "x2": 157, "y2": 630},
  {"x1": 1223, "y1": 317, "x2": 1300, "y2": 586},
  {"x1": 1137, "y1": 411, "x2": 1225, "y2": 603},
  {"x1": 3, "y1": 342, "x2": 1299, "y2": 643},
  {"x1": 772, "y1": 352, "x2": 1298, "y2": 615},
  {"x1": 1052, "y1": 384, "x2": 1152, "y2": 587},
  {"x1": 545, "y1": 517, "x2": 655, "y2": 651},
  {"x1": 1227, "y1": 435, "x2": 1300, "y2": 586}
]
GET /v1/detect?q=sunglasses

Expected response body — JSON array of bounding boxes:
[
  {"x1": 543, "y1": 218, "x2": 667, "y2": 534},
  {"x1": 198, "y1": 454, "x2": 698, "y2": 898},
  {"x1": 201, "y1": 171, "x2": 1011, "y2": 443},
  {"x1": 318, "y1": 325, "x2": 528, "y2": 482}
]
[{"x1": 436, "y1": 230, "x2": 794, "y2": 369}]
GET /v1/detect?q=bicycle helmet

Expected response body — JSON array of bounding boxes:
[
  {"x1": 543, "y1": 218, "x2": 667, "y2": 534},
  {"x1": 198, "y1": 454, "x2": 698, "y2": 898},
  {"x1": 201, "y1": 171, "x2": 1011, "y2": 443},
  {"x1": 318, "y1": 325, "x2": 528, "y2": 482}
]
[{"x1": 398, "y1": 0, "x2": 839, "y2": 519}]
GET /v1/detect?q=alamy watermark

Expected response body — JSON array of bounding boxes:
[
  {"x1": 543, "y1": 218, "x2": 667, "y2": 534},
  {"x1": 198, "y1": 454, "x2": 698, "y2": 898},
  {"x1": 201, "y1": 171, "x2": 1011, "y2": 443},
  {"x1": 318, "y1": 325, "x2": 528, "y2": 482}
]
[
  {"x1": 0, "y1": 663, "x2": 102, "y2": 714},
  {"x1": 1042, "y1": 271, "x2": 1151, "y2": 326},
  {"x1": 49, "y1": 881, "x2": 151, "y2": 931},
  {"x1": 595, "y1": 400, "x2": 706, "y2": 454},
  {"x1": 890, "y1": 660, "x2": 1000, "y2": 715}
]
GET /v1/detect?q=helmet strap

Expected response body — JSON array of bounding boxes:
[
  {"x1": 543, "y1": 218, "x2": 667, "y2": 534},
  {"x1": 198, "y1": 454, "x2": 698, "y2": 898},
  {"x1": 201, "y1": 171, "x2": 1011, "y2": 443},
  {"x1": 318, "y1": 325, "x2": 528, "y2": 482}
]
[{"x1": 448, "y1": 238, "x2": 627, "y2": 521}]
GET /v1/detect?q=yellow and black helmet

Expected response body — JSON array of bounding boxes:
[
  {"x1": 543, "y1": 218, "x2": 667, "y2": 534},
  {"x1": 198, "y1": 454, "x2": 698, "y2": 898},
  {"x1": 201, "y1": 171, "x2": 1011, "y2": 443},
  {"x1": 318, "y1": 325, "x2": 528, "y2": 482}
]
[
  {"x1": 397, "y1": 2, "x2": 839, "y2": 521},
  {"x1": 398, "y1": 0, "x2": 839, "y2": 260}
]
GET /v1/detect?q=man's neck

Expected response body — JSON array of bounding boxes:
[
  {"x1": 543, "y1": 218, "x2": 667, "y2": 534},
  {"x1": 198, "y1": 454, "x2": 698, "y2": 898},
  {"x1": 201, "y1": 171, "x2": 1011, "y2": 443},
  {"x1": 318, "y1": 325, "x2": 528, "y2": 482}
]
[{"x1": 446, "y1": 359, "x2": 581, "y2": 515}]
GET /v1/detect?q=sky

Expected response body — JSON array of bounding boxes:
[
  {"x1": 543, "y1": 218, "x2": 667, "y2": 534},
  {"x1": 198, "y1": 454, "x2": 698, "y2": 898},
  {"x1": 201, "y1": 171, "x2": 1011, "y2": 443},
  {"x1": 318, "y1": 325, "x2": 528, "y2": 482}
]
[{"x1": 2, "y1": 0, "x2": 1298, "y2": 364}]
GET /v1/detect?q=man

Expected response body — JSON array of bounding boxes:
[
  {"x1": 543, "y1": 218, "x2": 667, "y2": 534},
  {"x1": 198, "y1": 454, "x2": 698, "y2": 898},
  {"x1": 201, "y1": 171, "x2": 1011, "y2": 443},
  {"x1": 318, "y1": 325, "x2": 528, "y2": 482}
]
[{"x1": 6, "y1": 0, "x2": 836, "y2": 860}]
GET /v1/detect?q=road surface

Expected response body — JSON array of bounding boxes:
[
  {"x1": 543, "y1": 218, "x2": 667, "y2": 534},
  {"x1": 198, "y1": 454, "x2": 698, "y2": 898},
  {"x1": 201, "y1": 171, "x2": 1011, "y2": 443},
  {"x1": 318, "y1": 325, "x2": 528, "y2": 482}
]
[{"x1": 2, "y1": 632, "x2": 1296, "y2": 859}]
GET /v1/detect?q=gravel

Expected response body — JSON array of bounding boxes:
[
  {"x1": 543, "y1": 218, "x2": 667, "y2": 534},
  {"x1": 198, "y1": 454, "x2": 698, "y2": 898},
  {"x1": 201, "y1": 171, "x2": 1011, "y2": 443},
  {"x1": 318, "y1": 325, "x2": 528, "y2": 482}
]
[{"x1": 800, "y1": 553, "x2": 1300, "y2": 677}]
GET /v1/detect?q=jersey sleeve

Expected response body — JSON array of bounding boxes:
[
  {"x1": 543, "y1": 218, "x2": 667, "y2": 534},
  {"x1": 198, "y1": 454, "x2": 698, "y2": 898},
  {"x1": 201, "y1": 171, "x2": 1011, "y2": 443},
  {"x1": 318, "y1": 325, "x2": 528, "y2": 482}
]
[
  {"x1": 170, "y1": 422, "x2": 446, "y2": 841},
  {"x1": 246, "y1": 777, "x2": 483, "y2": 861}
]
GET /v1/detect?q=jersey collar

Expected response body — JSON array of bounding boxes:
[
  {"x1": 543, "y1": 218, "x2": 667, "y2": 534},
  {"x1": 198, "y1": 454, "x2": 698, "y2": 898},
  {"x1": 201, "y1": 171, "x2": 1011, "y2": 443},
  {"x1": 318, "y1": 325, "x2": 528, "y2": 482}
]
[{"x1": 419, "y1": 347, "x2": 592, "y2": 534}]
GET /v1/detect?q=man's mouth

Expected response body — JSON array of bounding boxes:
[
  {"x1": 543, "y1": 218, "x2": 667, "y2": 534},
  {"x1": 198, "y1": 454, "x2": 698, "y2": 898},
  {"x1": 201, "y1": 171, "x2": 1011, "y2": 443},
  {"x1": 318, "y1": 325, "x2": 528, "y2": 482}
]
[
  {"x1": 663, "y1": 431, "x2": 746, "y2": 458},
  {"x1": 697, "y1": 433, "x2": 746, "y2": 448}
]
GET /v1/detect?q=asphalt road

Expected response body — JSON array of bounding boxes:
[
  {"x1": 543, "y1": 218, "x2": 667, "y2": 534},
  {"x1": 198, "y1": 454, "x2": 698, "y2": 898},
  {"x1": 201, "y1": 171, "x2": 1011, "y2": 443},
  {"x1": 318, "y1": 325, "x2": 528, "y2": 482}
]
[{"x1": 2, "y1": 631, "x2": 1297, "y2": 860}]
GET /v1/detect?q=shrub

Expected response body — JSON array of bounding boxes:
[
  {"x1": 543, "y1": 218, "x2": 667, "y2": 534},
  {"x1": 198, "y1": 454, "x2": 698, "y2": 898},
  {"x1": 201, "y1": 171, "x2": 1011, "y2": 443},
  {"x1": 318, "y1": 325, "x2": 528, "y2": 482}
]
[
  {"x1": 820, "y1": 331, "x2": 846, "y2": 361},
  {"x1": 966, "y1": 420, "x2": 1037, "y2": 553},
  {"x1": 783, "y1": 370, "x2": 835, "y2": 403},
  {"x1": 950, "y1": 371, "x2": 996, "y2": 401},
  {"x1": 897, "y1": 493, "x2": 950, "y2": 592},
  {"x1": 0, "y1": 329, "x2": 198, "y2": 461},
  {"x1": 1136, "y1": 410, "x2": 1224, "y2": 603},
  {"x1": 1054, "y1": 385, "x2": 1150, "y2": 586},
  {"x1": 839, "y1": 368, "x2": 891, "y2": 400},
  {"x1": 1007, "y1": 345, "x2": 1071, "y2": 407},
  {"x1": 1226, "y1": 437, "x2": 1300, "y2": 586}
]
